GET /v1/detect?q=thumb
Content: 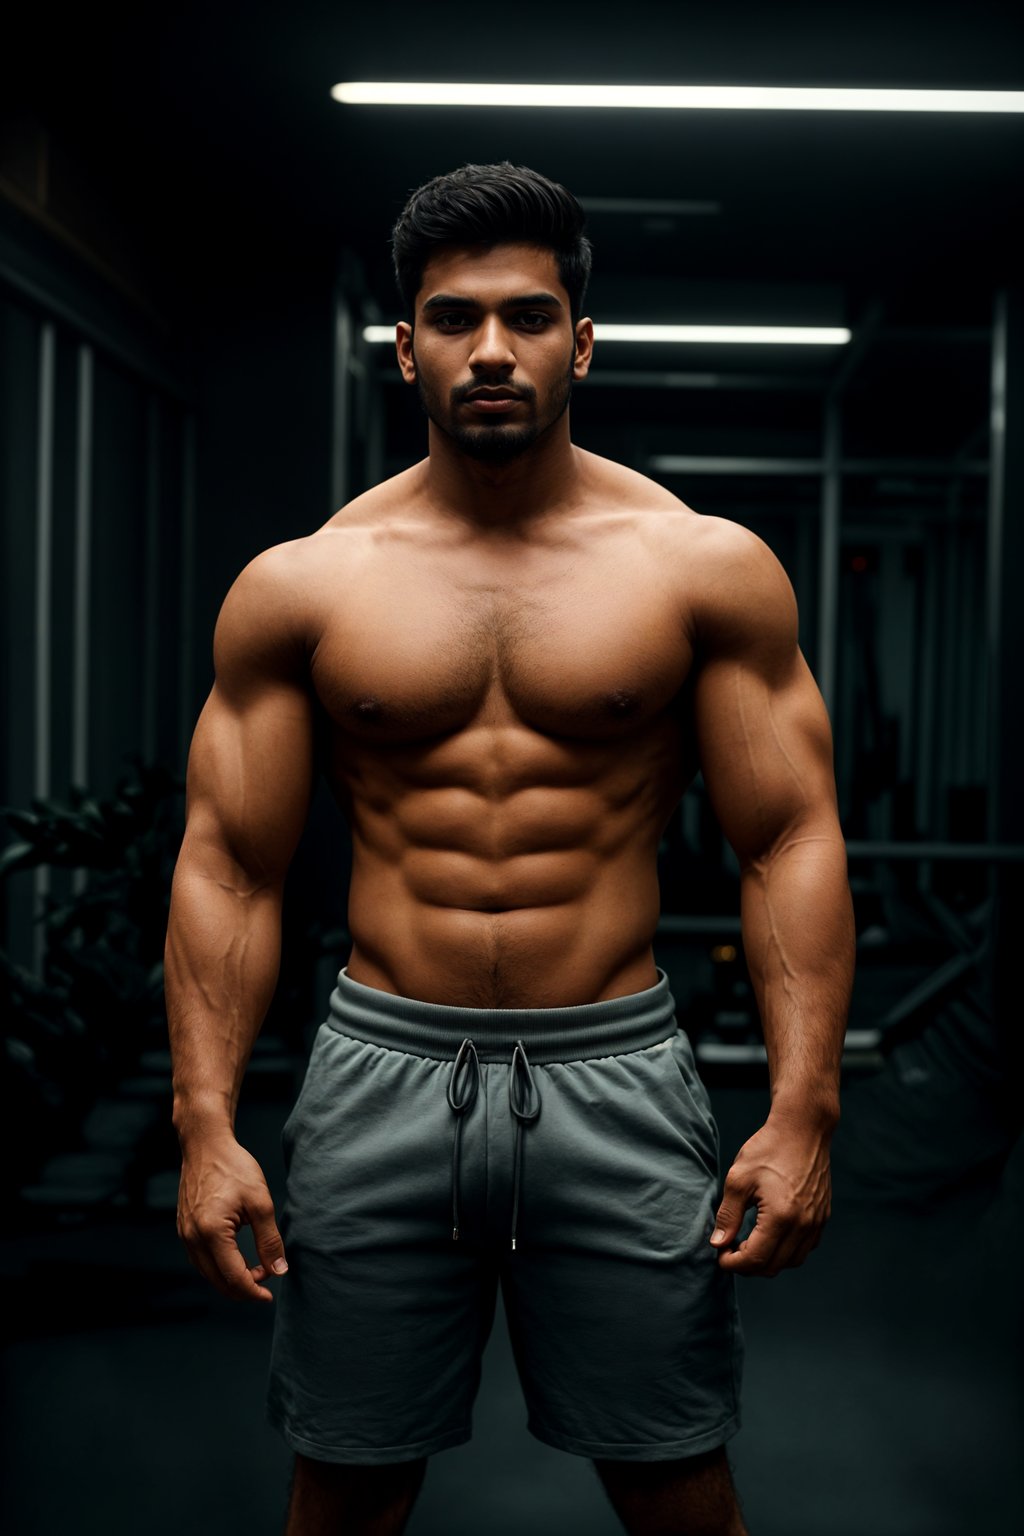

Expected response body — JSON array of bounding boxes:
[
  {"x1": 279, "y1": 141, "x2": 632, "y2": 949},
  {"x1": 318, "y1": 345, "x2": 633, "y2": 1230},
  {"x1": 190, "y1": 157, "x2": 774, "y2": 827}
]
[
  {"x1": 710, "y1": 1176, "x2": 749, "y2": 1248},
  {"x1": 250, "y1": 1197, "x2": 288, "y2": 1277}
]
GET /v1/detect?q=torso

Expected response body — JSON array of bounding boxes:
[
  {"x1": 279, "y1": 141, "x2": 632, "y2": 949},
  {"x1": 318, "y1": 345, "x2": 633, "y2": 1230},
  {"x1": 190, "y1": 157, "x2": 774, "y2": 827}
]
[{"x1": 296, "y1": 450, "x2": 705, "y2": 1007}]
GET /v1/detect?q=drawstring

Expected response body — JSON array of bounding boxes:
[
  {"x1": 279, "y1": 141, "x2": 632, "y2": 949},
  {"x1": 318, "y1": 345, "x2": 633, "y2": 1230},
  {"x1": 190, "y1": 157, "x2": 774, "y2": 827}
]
[
  {"x1": 446, "y1": 1038, "x2": 480, "y2": 1242},
  {"x1": 445, "y1": 1037, "x2": 542, "y2": 1250},
  {"x1": 508, "y1": 1040, "x2": 541, "y2": 1250}
]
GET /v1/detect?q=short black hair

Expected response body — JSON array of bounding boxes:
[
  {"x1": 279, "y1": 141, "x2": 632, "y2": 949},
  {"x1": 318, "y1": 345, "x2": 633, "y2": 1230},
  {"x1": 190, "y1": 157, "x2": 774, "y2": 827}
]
[{"x1": 391, "y1": 162, "x2": 593, "y2": 326}]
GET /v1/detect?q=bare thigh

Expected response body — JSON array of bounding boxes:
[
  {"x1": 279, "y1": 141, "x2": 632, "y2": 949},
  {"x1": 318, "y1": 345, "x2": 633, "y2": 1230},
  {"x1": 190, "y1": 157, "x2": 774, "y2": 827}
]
[
  {"x1": 593, "y1": 1445, "x2": 748, "y2": 1536},
  {"x1": 285, "y1": 1452, "x2": 428, "y2": 1536}
]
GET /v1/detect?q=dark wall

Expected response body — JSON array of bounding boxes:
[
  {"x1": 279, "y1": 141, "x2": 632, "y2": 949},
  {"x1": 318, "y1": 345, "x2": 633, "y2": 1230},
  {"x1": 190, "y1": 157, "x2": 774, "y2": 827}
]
[
  {"x1": 0, "y1": 120, "x2": 340, "y2": 966},
  {"x1": 188, "y1": 261, "x2": 335, "y2": 720}
]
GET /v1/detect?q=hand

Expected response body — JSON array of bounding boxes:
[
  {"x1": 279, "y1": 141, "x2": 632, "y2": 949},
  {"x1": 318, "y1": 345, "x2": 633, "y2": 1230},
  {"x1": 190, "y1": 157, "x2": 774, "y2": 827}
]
[
  {"x1": 709, "y1": 1114, "x2": 832, "y2": 1277},
  {"x1": 176, "y1": 1131, "x2": 288, "y2": 1302}
]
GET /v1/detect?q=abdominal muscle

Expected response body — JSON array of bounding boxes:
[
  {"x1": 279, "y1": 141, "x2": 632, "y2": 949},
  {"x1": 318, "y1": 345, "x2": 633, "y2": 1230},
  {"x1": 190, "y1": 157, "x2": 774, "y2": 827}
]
[{"x1": 341, "y1": 780, "x2": 668, "y2": 1009}]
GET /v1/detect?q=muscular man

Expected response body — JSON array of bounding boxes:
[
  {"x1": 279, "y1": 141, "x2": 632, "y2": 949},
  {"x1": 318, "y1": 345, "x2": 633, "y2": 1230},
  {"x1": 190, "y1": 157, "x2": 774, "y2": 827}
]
[{"x1": 167, "y1": 163, "x2": 855, "y2": 1536}]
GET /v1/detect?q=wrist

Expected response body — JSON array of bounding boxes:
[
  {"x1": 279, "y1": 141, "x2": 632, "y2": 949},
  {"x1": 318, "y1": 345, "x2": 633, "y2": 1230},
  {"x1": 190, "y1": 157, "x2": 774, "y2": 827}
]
[
  {"x1": 768, "y1": 1088, "x2": 840, "y2": 1135},
  {"x1": 172, "y1": 1093, "x2": 236, "y2": 1147}
]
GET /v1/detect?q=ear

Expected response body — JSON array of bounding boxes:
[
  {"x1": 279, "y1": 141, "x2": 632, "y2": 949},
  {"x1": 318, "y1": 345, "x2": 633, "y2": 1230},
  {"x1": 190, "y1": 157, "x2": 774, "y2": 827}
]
[
  {"x1": 572, "y1": 318, "x2": 594, "y2": 381},
  {"x1": 396, "y1": 321, "x2": 416, "y2": 383}
]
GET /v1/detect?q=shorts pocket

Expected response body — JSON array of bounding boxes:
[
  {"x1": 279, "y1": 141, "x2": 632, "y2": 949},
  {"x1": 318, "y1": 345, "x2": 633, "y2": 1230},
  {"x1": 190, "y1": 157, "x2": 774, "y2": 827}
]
[
  {"x1": 669, "y1": 1029, "x2": 721, "y2": 1176},
  {"x1": 281, "y1": 1023, "x2": 331, "y2": 1164}
]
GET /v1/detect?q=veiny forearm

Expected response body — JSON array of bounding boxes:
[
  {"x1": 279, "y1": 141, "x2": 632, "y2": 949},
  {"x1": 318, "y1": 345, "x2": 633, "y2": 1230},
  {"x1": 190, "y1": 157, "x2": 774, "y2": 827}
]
[
  {"x1": 739, "y1": 826, "x2": 855, "y2": 1128},
  {"x1": 165, "y1": 853, "x2": 284, "y2": 1143}
]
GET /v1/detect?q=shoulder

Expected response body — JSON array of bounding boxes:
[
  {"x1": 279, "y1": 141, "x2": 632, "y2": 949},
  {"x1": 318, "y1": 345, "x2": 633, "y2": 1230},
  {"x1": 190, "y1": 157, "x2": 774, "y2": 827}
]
[
  {"x1": 214, "y1": 534, "x2": 328, "y2": 685},
  {"x1": 678, "y1": 514, "x2": 799, "y2": 659},
  {"x1": 214, "y1": 470, "x2": 420, "y2": 674},
  {"x1": 578, "y1": 451, "x2": 797, "y2": 650},
  {"x1": 223, "y1": 465, "x2": 418, "y2": 623},
  {"x1": 219, "y1": 535, "x2": 317, "y2": 629},
  {"x1": 687, "y1": 514, "x2": 793, "y2": 589}
]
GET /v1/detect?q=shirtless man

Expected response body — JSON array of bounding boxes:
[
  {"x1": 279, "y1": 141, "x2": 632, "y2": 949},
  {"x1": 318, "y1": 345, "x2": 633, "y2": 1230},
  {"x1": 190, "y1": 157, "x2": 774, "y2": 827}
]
[{"x1": 167, "y1": 163, "x2": 855, "y2": 1536}]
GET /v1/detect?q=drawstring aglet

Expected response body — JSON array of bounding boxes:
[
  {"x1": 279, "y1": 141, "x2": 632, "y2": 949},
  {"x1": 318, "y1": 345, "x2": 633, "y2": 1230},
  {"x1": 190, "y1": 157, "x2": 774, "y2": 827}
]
[
  {"x1": 511, "y1": 1236, "x2": 516, "y2": 1251},
  {"x1": 452, "y1": 1225, "x2": 459, "y2": 1241}
]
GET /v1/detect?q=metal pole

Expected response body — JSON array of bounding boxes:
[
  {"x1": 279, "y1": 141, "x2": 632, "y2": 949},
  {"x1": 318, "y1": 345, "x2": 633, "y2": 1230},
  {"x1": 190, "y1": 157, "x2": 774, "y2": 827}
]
[
  {"x1": 178, "y1": 413, "x2": 197, "y2": 770},
  {"x1": 71, "y1": 342, "x2": 93, "y2": 898},
  {"x1": 917, "y1": 509, "x2": 941, "y2": 834},
  {"x1": 331, "y1": 292, "x2": 352, "y2": 513},
  {"x1": 936, "y1": 478, "x2": 961, "y2": 837},
  {"x1": 71, "y1": 344, "x2": 93, "y2": 790},
  {"x1": 366, "y1": 365, "x2": 385, "y2": 490},
  {"x1": 33, "y1": 321, "x2": 56, "y2": 974},
  {"x1": 816, "y1": 392, "x2": 841, "y2": 718},
  {"x1": 143, "y1": 395, "x2": 161, "y2": 763},
  {"x1": 987, "y1": 293, "x2": 1007, "y2": 840},
  {"x1": 986, "y1": 287, "x2": 1024, "y2": 1107}
]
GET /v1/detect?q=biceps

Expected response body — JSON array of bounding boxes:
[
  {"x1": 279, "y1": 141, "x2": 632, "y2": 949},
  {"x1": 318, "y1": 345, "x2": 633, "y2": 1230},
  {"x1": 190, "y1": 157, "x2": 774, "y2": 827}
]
[
  {"x1": 693, "y1": 648, "x2": 838, "y2": 863},
  {"x1": 183, "y1": 679, "x2": 317, "y2": 887}
]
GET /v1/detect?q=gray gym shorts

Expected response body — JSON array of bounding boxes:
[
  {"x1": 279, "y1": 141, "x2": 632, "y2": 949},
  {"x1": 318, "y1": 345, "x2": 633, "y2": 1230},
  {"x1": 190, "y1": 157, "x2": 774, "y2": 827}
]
[{"x1": 265, "y1": 965, "x2": 744, "y2": 1464}]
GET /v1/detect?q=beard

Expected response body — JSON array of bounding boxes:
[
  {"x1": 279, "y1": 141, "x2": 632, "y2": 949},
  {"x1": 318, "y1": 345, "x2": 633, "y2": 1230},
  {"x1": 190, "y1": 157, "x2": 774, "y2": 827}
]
[{"x1": 412, "y1": 348, "x2": 576, "y2": 464}]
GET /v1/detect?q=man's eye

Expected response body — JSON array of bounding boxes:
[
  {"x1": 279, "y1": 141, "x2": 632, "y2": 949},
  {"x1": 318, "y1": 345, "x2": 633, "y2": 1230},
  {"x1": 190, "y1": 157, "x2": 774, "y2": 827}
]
[{"x1": 433, "y1": 312, "x2": 550, "y2": 329}]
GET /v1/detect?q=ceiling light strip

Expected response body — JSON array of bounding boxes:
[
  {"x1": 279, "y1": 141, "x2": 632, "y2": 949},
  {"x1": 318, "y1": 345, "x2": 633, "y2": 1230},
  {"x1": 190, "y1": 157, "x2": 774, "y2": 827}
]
[
  {"x1": 332, "y1": 83, "x2": 1024, "y2": 113},
  {"x1": 362, "y1": 325, "x2": 851, "y2": 345}
]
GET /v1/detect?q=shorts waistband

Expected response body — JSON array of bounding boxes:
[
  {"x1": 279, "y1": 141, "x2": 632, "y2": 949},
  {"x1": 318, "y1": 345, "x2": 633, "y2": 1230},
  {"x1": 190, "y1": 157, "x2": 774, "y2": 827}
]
[{"x1": 326, "y1": 966, "x2": 679, "y2": 1063}]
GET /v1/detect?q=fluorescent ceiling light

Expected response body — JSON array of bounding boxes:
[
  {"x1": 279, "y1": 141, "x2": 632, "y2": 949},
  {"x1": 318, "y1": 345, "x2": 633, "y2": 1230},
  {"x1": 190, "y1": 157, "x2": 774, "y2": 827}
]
[
  {"x1": 332, "y1": 82, "x2": 1024, "y2": 113},
  {"x1": 363, "y1": 324, "x2": 851, "y2": 345},
  {"x1": 595, "y1": 325, "x2": 850, "y2": 343}
]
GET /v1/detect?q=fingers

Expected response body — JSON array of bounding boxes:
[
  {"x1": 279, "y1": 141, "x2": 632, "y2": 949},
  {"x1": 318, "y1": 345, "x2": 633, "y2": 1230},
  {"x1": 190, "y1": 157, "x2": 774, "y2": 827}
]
[
  {"x1": 709, "y1": 1126, "x2": 832, "y2": 1278},
  {"x1": 716, "y1": 1214, "x2": 824, "y2": 1277},
  {"x1": 212, "y1": 1224, "x2": 278, "y2": 1301},
  {"x1": 177, "y1": 1160, "x2": 288, "y2": 1303},
  {"x1": 709, "y1": 1180, "x2": 749, "y2": 1251},
  {"x1": 716, "y1": 1220, "x2": 791, "y2": 1277},
  {"x1": 182, "y1": 1217, "x2": 277, "y2": 1302},
  {"x1": 250, "y1": 1200, "x2": 289, "y2": 1282}
]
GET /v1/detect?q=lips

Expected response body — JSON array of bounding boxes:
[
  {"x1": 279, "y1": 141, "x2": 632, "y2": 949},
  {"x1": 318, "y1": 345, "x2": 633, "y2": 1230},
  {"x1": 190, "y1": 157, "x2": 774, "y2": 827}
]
[
  {"x1": 466, "y1": 391, "x2": 521, "y2": 402},
  {"x1": 464, "y1": 392, "x2": 522, "y2": 415}
]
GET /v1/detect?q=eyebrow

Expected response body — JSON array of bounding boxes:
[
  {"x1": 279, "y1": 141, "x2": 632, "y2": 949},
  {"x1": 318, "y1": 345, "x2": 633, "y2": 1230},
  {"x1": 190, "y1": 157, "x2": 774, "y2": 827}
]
[{"x1": 421, "y1": 291, "x2": 564, "y2": 313}]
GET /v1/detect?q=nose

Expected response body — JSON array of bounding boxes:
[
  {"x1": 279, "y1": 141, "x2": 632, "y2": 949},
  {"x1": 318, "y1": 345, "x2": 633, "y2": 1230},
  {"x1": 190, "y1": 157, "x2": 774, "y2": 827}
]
[{"x1": 468, "y1": 315, "x2": 517, "y2": 375}]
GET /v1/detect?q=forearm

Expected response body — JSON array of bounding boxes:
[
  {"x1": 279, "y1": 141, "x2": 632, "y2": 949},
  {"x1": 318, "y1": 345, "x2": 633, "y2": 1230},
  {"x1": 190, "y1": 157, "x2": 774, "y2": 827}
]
[
  {"x1": 739, "y1": 825, "x2": 855, "y2": 1129},
  {"x1": 165, "y1": 852, "x2": 284, "y2": 1143}
]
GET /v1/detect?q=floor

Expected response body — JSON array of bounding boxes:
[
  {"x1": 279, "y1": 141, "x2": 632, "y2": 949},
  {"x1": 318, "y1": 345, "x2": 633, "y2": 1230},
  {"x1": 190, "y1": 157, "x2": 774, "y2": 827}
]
[{"x1": 2, "y1": 1040, "x2": 1021, "y2": 1536}]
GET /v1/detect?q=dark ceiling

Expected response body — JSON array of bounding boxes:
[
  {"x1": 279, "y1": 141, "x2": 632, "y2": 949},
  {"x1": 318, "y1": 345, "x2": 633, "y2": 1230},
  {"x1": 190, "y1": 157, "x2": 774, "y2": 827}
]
[
  {"x1": 8, "y1": 0, "x2": 1023, "y2": 473},
  {"x1": 14, "y1": 1, "x2": 1023, "y2": 314}
]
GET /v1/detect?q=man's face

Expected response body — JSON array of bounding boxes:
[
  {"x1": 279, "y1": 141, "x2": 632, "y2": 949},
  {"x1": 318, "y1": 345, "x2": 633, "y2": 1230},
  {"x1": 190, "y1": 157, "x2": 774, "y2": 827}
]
[{"x1": 396, "y1": 243, "x2": 593, "y2": 464}]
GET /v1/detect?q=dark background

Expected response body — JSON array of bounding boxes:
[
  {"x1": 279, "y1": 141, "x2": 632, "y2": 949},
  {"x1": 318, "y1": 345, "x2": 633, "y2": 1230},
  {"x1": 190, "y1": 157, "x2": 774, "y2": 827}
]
[{"x1": 1, "y1": 4, "x2": 1022, "y2": 1532}]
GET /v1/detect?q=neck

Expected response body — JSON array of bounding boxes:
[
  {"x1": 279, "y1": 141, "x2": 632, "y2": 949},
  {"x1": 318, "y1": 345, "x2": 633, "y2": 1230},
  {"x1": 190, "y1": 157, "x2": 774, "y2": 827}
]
[{"x1": 418, "y1": 414, "x2": 583, "y2": 531}]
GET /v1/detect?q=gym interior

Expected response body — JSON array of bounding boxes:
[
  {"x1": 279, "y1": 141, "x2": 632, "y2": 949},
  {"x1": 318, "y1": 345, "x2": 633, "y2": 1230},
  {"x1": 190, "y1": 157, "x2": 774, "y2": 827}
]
[{"x1": 1, "y1": 5, "x2": 1021, "y2": 1534}]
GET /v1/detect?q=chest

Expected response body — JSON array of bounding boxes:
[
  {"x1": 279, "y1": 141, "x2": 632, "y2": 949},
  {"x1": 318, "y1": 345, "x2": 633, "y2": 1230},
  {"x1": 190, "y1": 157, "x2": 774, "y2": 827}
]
[{"x1": 310, "y1": 551, "x2": 693, "y2": 742}]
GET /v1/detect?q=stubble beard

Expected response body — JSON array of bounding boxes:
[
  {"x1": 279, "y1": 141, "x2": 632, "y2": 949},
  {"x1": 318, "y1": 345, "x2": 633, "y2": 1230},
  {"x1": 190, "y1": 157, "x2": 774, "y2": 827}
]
[{"x1": 413, "y1": 348, "x2": 576, "y2": 465}]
